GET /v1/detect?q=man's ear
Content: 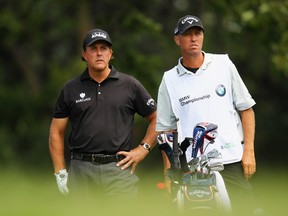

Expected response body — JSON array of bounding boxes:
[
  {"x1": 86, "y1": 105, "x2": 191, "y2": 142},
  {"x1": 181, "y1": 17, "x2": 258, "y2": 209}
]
[
  {"x1": 109, "y1": 49, "x2": 113, "y2": 60},
  {"x1": 174, "y1": 35, "x2": 180, "y2": 46},
  {"x1": 81, "y1": 50, "x2": 86, "y2": 61}
]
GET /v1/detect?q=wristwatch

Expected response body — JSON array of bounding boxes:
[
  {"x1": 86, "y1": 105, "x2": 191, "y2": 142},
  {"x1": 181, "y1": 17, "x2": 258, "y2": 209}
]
[{"x1": 140, "y1": 143, "x2": 151, "y2": 152}]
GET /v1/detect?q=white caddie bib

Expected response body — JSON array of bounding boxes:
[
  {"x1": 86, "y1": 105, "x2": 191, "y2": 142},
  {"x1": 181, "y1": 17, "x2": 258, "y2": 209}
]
[{"x1": 163, "y1": 54, "x2": 243, "y2": 164}]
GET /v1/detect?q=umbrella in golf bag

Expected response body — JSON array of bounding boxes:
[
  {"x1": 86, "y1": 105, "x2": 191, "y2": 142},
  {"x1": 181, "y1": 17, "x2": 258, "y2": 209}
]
[{"x1": 158, "y1": 131, "x2": 182, "y2": 182}]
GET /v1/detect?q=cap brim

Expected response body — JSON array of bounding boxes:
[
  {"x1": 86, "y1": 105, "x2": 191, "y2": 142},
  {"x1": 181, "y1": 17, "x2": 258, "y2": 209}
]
[
  {"x1": 180, "y1": 25, "x2": 204, "y2": 34},
  {"x1": 86, "y1": 39, "x2": 112, "y2": 47}
]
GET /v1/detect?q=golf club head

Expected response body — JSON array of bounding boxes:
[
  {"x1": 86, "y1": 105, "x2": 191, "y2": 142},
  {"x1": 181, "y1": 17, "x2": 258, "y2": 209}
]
[
  {"x1": 187, "y1": 157, "x2": 199, "y2": 166},
  {"x1": 202, "y1": 122, "x2": 218, "y2": 141},
  {"x1": 180, "y1": 137, "x2": 193, "y2": 152},
  {"x1": 206, "y1": 149, "x2": 222, "y2": 160},
  {"x1": 192, "y1": 126, "x2": 205, "y2": 158},
  {"x1": 157, "y1": 133, "x2": 173, "y2": 145},
  {"x1": 209, "y1": 162, "x2": 224, "y2": 172},
  {"x1": 192, "y1": 122, "x2": 218, "y2": 158},
  {"x1": 157, "y1": 133, "x2": 174, "y2": 162},
  {"x1": 179, "y1": 138, "x2": 193, "y2": 173}
]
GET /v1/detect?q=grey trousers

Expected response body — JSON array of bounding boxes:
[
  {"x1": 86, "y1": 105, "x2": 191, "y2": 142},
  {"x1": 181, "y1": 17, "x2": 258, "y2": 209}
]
[{"x1": 68, "y1": 159, "x2": 139, "y2": 199}]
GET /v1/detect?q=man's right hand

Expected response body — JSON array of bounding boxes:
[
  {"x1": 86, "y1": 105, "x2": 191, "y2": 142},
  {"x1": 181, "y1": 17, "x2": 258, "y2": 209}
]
[{"x1": 54, "y1": 169, "x2": 69, "y2": 195}]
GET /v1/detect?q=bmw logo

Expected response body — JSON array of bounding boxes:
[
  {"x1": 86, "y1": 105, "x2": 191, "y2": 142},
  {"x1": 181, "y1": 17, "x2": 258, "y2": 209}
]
[{"x1": 215, "y1": 84, "x2": 226, "y2": 97}]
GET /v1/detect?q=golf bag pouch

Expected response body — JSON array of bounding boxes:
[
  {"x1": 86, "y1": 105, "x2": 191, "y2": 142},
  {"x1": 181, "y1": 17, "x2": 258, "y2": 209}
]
[{"x1": 181, "y1": 173, "x2": 216, "y2": 202}]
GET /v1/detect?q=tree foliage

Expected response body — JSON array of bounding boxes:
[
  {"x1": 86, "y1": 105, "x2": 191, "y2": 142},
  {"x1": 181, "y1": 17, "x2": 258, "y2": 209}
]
[{"x1": 0, "y1": 0, "x2": 287, "y2": 168}]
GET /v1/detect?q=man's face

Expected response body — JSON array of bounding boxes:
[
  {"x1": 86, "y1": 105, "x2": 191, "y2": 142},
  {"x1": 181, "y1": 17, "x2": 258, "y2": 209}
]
[
  {"x1": 174, "y1": 27, "x2": 204, "y2": 56},
  {"x1": 82, "y1": 41, "x2": 112, "y2": 72}
]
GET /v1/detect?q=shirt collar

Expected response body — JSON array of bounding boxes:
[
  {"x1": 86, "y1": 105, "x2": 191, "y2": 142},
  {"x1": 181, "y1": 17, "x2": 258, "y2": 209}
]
[
  {"x1": 80, "y1": 65, "x2": 120, "y2": 81},
  {"x1": 176, "y1": 52, "x2": 213, "y2": 76}
]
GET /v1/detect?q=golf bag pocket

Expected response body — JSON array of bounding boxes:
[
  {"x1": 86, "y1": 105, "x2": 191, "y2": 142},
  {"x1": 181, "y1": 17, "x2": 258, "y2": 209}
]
[
  {"x1": 183, "y1": 185, "x2": 216, "y2": 202},
  {"x1": 181, "y1": 173, "x2": 217, "y2": 202}
]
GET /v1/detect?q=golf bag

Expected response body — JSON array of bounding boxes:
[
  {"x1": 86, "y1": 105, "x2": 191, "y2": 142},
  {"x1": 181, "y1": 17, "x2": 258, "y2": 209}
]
[{"x1": 158, "y1": 122, "x2": 231, "y2": 213}]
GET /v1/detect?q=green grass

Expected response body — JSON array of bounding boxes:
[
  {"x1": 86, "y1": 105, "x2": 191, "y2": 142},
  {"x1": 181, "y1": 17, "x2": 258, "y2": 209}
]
[
  {"x1": 248, "y1": 168, "x2": 288, "y2": 216},
  {"x1": 0, "y1": 167, "x2": 287, "y2": 216}
]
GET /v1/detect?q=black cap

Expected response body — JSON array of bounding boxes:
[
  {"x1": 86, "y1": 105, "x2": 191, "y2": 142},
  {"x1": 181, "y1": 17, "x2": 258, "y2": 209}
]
[
  {"x1": 174, "y1": 15, "x2": 204, "y2": 35},
  {"x1": 82, "y1": 29, "x2": 112, "y2": 49}
]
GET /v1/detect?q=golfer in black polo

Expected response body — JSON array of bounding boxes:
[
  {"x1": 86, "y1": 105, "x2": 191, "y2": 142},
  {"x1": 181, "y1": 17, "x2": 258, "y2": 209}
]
[{"x1": 49, "y1": 29, "x2": 158, "y2": 198}]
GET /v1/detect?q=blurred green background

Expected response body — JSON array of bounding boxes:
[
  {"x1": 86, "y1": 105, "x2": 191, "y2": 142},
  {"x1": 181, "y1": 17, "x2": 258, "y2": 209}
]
[{"x1": 0, "y1": 0, "x2": 287, "y2": 215}]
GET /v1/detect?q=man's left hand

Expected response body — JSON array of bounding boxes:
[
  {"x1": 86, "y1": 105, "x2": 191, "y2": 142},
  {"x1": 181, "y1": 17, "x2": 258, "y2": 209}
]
[
  {"x1": 116, "y1": 146, "x2": 149, "y2": 174},
  {"x1": 242, "y1": 151, "x2": 256, "y2": 180}
]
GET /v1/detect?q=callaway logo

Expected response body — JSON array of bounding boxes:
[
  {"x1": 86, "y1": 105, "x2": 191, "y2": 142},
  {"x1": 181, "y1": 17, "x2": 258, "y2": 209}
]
[
  {"x1": 181, "y1": 16, "x2": 199, "y2": 24},
  {"x1": 189, "y1": 189, "x2": 211, "y2": 198},
  {"x1": 91, "y1": 32, "x2": 107, "y2": 39},
  {"x1": 75, "y1": 92, "x2": 91, "y2": 103},
  {"x1": 146, "y1": 98, "x2": 155, "y2": 106}
]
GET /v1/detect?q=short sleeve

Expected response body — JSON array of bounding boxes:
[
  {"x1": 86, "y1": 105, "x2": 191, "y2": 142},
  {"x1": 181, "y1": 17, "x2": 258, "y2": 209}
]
[
  {"x1": 133, "y1": 79, "x2": 156, "y2": 117},
  {"x1": 53, "y1": 89, "x2": 70, "y2": 118},
  {"x1": 156, "y1": 77, "x2": 177, "y2": 131},
  {"x1": 229, "y1": 59, "x2": 256, "y2": 111}
]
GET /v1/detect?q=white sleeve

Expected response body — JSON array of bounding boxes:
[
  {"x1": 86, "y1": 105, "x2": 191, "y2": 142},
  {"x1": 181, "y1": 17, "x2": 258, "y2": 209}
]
[
  {"x1": 229, "y1": 59, "x2": 256, "y2": 111},
  {"x1": 156, "y1": 77, "x2": 178, "y2": 131}
]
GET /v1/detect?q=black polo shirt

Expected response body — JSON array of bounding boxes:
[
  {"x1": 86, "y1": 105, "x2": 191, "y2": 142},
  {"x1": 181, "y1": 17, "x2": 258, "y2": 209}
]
[{"x1": 53, "y1": 66, "x2": 156, "y2": 154}]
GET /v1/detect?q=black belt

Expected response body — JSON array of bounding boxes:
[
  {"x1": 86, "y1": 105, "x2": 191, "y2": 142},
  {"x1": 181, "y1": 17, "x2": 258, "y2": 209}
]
[{"x1": 71, "y1": 152, "x2": 125, "y2": 164}]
